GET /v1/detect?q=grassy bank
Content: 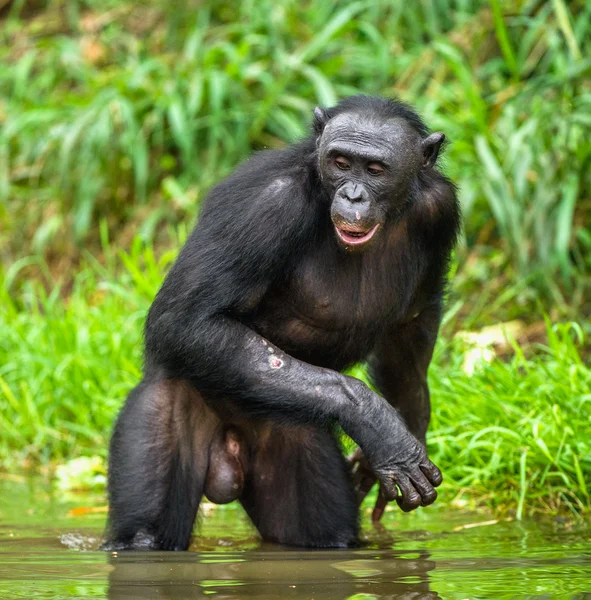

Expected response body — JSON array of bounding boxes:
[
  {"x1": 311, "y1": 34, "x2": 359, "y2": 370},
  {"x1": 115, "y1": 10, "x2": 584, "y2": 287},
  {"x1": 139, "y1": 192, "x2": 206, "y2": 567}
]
[
  {"x1": 1, "y1": 0, "x2": 590, "y2": 308},
  {"x1": 1, "y1": 244, "x2": 589, "y2": 517},
  {"x1": 0, "y1": 0, "x2": 590, "y2": 517}
]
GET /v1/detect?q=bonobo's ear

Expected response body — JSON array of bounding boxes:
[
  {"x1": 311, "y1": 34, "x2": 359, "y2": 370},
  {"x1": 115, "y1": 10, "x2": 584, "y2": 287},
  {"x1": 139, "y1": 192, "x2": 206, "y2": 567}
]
[
  {"x1": 313, "y1": 106, "x2": 329, "y2": 135},
  {"x1": 422, "y1": 132, "x2": 445, "y2": 168}
]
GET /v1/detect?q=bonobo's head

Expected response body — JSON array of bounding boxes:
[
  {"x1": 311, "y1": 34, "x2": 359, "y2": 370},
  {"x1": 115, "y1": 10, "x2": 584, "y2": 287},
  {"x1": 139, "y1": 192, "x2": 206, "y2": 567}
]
[{"x1": 314, "y1": 96, "x2": 445, "y2": 251}]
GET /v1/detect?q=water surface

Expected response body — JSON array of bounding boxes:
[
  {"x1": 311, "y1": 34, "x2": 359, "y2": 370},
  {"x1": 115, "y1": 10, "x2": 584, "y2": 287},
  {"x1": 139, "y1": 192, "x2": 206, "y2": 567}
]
[{"x1": 0, "y1": 479, "x2": 589, "y2": 599}]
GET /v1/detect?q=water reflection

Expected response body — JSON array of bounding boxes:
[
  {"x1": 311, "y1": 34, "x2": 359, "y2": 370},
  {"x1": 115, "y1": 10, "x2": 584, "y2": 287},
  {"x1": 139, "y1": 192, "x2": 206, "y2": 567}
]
[
  {"x1": 107, "y1": 548, "x2": 440, "y2": 599},
  {"x1": 2, "y1": 480, "x2": 591, "y2": 599}
]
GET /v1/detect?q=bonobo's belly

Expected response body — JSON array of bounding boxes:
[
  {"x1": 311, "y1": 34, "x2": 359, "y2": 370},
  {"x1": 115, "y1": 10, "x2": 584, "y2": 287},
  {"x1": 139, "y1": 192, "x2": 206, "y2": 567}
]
[{"x1": 258, "y1": 319, "x2": 362, "y2": 370}]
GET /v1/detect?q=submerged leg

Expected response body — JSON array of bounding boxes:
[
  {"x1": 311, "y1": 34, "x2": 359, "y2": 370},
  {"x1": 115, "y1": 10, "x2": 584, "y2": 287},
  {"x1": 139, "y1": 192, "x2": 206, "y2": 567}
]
[{"x1": 106, "y1": 379, "x2": 219, "y2": 550}]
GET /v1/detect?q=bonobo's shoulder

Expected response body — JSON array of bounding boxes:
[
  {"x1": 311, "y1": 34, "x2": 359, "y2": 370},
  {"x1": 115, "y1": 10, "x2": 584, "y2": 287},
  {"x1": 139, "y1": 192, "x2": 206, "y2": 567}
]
[
  {"x1": 410, "y1": 170, "x2": 461, "y2": 250},
  {"x1": 413, "y1": 171, "x2": 459, "y2": 222},
  {"x1": 201, "y1": 141, "x2": 317, "y2": 218},
  {"x1": 215, "y1": 139, "x2": 315, "y2": 188},
  {"x1": 261, "y1": 176, "x2": 294, "y2": 195}
]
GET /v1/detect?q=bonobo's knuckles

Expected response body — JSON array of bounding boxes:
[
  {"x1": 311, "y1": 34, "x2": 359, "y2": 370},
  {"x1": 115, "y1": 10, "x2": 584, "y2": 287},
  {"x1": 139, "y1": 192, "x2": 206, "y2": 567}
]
[{"x1": 371, "y1": 437, "x2": 442, "y2": 512}]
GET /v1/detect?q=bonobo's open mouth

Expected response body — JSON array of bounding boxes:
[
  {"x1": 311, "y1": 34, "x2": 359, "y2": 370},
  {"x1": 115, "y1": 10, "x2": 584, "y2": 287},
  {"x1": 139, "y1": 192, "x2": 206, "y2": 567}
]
[{"x1": 335, "y1": 223, "x2": 380, "y2": 246}]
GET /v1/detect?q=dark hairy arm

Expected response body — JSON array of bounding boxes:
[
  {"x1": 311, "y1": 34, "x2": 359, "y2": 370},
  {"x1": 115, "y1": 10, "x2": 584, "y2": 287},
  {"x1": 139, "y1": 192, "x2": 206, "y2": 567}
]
[{"x1": 144, "y1": 154, "x2": 441, "y2": 508}]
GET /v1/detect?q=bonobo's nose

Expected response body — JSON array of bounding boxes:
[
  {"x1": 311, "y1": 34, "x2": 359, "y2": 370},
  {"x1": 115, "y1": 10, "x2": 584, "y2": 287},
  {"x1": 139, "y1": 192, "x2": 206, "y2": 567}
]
[{"x1": 341, "y1": 182, "x2": 366, "y2": 202}]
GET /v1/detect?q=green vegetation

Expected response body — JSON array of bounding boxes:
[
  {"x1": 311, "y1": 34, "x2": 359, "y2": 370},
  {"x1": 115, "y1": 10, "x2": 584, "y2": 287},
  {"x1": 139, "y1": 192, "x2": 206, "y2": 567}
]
[
  {"x1": 2, "y1": 0, "x2": 590, "y2": 299},
  {"x1": 0, "y1": 0, "x2": 590, "y2": 517},
  {"x1": 2, "y1": 242, "x2": 589, "y2": 516}
]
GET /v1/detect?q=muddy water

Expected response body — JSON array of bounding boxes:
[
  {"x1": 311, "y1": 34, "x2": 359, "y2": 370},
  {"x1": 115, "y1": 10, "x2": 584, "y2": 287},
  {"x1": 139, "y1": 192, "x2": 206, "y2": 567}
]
[{"x1": 0, "y1": 480, "x2": 590, "y2": 599}]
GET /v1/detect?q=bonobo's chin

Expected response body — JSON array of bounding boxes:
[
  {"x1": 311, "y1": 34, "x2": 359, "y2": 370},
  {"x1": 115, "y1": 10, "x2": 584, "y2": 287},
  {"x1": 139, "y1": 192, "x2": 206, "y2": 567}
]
[{"x1": 333, "y1": 222, "x2": 381, "y2": 250}]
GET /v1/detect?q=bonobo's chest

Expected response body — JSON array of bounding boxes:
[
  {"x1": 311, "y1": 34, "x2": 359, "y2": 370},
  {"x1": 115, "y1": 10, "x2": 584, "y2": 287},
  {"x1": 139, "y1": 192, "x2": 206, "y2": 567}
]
[{"x1": 250, "y1": 231, "x2": 422, "y2": 369}]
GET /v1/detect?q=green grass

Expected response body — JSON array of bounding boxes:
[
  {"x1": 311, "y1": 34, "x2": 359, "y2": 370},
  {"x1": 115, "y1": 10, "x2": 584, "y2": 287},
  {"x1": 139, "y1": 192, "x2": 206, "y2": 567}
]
[
  {"x1": 429, "y1": 320, "x2": 591, "y2": 516},
  {"x1": 1, "y1": 242, "x2": 589, "y2": 516},
  {"x1": 0, "y1": 0, "x2": 590, "y2": 518}
]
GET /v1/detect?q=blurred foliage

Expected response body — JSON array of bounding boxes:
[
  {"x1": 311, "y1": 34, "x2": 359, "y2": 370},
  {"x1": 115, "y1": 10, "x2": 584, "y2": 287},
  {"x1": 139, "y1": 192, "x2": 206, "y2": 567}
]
[
  {"x1": 0, "y1": 0, "x2": 589, "y2": 309},
  {"x1": 55, "y1": 455, "x2": 105, "y2": 492}
]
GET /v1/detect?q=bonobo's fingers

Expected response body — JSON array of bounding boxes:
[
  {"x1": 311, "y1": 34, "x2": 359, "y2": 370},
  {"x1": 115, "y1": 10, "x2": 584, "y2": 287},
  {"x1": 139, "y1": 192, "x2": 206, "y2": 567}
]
[
  {"x1": 377, "y1": 472, "x2": 399, "y2": 502},
  {"x1": 374, "y1": 445, "x2": 442, "y2": 512},
  {"x1": 410, "y1": 468, "x2": 438, "y2": 506},
  {"x1": 371, "y1": 488, "x2": 387, "y2": 524},
  {"x1": 421, "y1": 461, "x2": 443, "y2": 487},
  {"x1": 349, "y1": 447, "x2": 441, "y2": 515},
  {"x1": 392, "y1": 474, "x2": 422, "y2": 512}
]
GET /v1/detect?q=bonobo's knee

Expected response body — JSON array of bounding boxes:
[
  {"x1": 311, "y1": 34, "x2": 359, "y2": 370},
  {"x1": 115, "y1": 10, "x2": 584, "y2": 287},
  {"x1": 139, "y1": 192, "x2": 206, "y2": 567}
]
[{"x1": 204, "y1": 426, "x2": 247, "y2": 504}]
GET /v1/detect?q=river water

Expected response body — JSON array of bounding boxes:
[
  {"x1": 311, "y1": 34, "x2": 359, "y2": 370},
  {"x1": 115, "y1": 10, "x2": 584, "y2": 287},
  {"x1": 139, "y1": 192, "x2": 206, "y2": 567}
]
[{"x1": 0, "y1": 479, "x2": 590, "y2": 599}]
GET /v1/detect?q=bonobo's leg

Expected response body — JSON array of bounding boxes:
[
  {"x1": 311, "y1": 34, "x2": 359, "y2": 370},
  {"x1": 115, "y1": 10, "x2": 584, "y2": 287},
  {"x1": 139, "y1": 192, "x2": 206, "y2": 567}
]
[
  {"x1": 240, "y1": 423, "x2": 358, "y2": 548},
  {"x1": 353, "y1": 302, "x2": 443, "y2": 521},
  {"x1": 204, "y1": 425, "x2": 248, "y2": 505},
  {"x1": 369, "y1": 302, "x2": 443, "y2": 444},
  {"x1": 107, "y1": 378, "x2": 219, "y2": 550}
]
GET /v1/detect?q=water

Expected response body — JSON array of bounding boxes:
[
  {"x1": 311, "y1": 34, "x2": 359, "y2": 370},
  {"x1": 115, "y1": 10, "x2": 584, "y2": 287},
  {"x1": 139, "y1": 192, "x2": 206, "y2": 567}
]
[{"x1": 0, "y1": 479, "x2": 590, "y2": 599}]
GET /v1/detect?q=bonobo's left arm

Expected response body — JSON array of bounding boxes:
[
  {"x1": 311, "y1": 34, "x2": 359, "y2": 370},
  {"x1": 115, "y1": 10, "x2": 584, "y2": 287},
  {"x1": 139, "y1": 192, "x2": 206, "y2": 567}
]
[
  {"x1": 371, "y1": 169, "x2": 459, "y2": 440},
  {"x1": 349, "y1": 301, "x2": 443, "y2": 519}
]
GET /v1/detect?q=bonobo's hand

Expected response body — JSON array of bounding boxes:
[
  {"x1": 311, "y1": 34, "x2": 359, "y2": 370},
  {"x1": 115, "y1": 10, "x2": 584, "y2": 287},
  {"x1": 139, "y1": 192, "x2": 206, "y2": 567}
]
[
  {"x1": 369, "y1": 431, "x2": 442, "y2": 513},
  {"x1": 348, "y1": 444, "x2": 442, "y2": 520},
  {"x1": 339, "y1": 376, "x2": 442, "y2": 513}
]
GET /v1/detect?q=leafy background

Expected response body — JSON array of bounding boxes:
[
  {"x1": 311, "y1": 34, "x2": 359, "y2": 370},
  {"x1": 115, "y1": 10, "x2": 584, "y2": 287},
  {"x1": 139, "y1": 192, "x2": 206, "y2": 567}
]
[{"x1": 0, "y1": 0, "x2": 589, "y2": 516}]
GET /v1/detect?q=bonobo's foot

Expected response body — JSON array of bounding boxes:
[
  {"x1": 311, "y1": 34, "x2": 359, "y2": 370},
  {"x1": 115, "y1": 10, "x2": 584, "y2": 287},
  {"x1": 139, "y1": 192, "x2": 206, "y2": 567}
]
[
  {"x1": 101, "y1": 530, "x2": 160, "y2": 551},
  {"x1": 347, "y1": 446, "x2": 442, "y2": 521},
  {"x1": 204, "y1": 426, "x2": 248, "y2": 504}
]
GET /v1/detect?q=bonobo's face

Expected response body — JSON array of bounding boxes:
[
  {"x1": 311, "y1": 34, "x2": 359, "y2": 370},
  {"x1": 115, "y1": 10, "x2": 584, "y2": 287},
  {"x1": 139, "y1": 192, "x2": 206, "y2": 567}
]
[{"x1": 316, "y1": 110, "x2": 443, "y2": 251}]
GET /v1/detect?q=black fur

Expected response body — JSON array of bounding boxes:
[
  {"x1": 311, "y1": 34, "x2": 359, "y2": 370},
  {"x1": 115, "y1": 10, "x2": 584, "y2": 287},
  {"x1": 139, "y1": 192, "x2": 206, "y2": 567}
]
[{"x1": 106, "y1": 95, "x2": 460, "y2": 550}]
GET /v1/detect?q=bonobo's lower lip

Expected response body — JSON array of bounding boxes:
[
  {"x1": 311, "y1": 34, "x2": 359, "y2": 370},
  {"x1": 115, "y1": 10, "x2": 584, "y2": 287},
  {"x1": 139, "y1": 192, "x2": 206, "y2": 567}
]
[{"x1": 335, "y1": 223, "x2": 380, "y2": 246}]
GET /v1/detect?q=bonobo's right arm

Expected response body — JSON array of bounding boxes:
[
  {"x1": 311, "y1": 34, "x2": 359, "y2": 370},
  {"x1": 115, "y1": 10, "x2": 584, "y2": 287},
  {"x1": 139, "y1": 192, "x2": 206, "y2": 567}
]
[{"x1": 144, "y1": 152, "x2": 441, "y2": 509}]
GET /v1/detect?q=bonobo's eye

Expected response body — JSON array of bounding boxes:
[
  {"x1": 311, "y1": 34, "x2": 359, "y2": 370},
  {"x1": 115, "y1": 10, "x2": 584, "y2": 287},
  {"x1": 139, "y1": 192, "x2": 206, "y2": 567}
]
[
  {"x1": 367, "y1": 162, "x2": 384, "y2": 176},
  {"x1": 334, "y1": 156, "x2": 351, "y2": 171}
]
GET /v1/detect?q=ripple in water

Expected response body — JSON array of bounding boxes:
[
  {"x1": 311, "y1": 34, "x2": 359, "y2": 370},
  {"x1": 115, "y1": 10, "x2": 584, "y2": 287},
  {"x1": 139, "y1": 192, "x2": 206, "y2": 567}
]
[{"x1": 59, "y1": 532, "x2": 102, "y2": 551}]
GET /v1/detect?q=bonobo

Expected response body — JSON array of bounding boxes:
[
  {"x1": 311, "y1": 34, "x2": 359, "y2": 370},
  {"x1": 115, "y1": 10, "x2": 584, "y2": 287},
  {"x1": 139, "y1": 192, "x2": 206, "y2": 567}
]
[{"x1": 106, "y1": 95, "x2": 460, "y2": 550}]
